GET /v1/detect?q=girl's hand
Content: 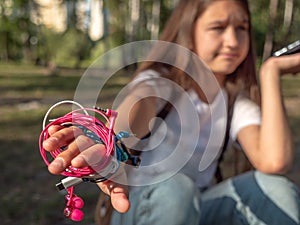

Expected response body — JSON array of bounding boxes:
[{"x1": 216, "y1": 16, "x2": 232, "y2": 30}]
[
  {"x1": 260, "y1": 53, "x2": 300, "y2": 77},
  {"x1": 42, "y1": 125, "x2": 131, "y2": 213},
  {"x1": 42, "y1": 124, "x2": 101, "y2": 174}
]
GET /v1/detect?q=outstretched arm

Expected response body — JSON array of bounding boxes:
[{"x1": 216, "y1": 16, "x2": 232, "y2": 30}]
[{"x1": 42, "y1": 82, "x2": 158, "y2": 213}]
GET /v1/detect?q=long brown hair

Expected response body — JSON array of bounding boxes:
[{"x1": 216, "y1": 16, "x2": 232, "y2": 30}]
[{"x1": 136, "y1": 0, "x2": 260, "y2": 105}]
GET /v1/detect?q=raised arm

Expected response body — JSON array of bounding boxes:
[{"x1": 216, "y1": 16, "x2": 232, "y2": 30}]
[{"x1": 237, "y1": 53, "x2": 300, "y2": 174}]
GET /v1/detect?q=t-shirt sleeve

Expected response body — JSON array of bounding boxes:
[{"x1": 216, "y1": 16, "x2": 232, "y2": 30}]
[
  {"x1": 230, "y1": 94, "x2": 261, "y2": 141},
  {"x1": 128, "y1": 69, "x2": 173, "y2": 110}
]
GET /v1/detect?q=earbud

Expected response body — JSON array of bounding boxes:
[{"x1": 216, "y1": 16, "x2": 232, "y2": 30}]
[
  {"x1": 64, "y1": 194, "x2": 85, "y2": 221},
  {"x1": 64, "y1": 207, "x2": 84, "y2": 221},
  {"x1": 71, "y1": 196, "x2": 84, "y2": 208}
]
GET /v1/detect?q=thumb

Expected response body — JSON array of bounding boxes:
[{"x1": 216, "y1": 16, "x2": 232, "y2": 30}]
[
  {"x1": 97, "y1": 181, "x2": 130, "y2": 213},
  {"x1": 110, "y1": 183, "x2": 131, "y2": 213}
]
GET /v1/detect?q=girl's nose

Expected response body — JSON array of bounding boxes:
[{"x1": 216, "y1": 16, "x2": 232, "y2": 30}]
[{"x1": 223, "y1": 27, "x2": 239, "y2": 48}]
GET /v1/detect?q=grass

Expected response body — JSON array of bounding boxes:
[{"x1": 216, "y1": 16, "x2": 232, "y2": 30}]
[
  {"x1": 0, "y1": 64, "x2": 131, "y2": 225},
  {"x1": 0, "y1": 63, "x2": 299, "y2": 225}
]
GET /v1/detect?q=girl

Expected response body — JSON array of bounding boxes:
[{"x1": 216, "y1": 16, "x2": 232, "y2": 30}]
[{"x1": 43, "y1": 0, "x2": 300, "y2": 224}]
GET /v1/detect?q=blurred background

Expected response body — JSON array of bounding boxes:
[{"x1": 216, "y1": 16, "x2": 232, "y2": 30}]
[{"x1": 0, "y1": 0, "x2": 299, "y2": 225}]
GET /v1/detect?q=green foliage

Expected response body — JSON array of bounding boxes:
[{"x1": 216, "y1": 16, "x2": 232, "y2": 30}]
[
  {"x1": 34, "y1": 27, "x2": 94, "y2": 68},
  {"x1": 54, "y1": 28, "x2": 93, "y2": 68},
  {"x1": 1, "y1": 0, "x2": 300, "y2": 67},
  {"x1": 272, "y1": 0, "x2": 300, "y2": 49},
  {"x1": 249, "y1": 1, "x2": 269, "y2": 57},
  {"x1": 250, "y1": 0, "x2": 300, "y2": 56},
  {"x1": 35, "y1": 26, "x2": 61, "y2": 66},
  {"x1": 0, "y1": 0, "x2": 38, "y2": 62}
]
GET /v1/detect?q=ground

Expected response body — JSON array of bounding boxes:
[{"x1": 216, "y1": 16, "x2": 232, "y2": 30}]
[{"x1": 0, "y1": 64, "x2": 299, "y2": 225}]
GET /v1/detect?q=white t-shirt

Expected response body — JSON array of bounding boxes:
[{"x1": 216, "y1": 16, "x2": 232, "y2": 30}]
[{"x1": 125, "y1": 70, "x2": 261, "y2": 188}]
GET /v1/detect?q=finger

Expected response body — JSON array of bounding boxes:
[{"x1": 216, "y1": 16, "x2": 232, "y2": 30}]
[
  {"x1": 47, "y1": 125, "x2": 64, "y2": 136},
  {"x1": 48, "y1": 134, "x2": 94, "y2": 174},
  {"x1": 71, "y1": 143, "x2": 107, "y2": 168},
  {"x1": 110, "y1": 183, "x2": 131, "y2": 213},
  {"x1": 97, "y1": 166, "x2": 130, "y2": 213},
  {"x1": 43, "y1": 126, "x2": 82, "y2": 152},
  {"x1": 277, "y1": 53, "x2": 300, "y2": 74},
  {"x1": 98, "y1": 180, "x2": 130, "y2": 213}
]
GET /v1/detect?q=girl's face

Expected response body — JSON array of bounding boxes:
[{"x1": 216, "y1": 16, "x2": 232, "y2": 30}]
[{"x1": 194, "y1": 0, "x2": 250, "y2": 84}]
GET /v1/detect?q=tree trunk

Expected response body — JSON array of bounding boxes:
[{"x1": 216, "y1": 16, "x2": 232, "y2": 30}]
[
  {"x1": 262, "y1": 0, "x2": 279, "y2": 61},
  {"x1": 283, "y1": 0, "x2": 294, "y2": 32},
  {"x1": 150, "y1": 0, "x2": 161, "y2": 40},
  {"x1": 127, "y1": 0, "x2": 140, "y2": 42}
]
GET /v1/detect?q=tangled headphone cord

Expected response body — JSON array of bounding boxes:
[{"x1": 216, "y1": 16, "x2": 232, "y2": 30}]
[{"x1": 39, "y1": 100, "x2": 140, "y2": 221}]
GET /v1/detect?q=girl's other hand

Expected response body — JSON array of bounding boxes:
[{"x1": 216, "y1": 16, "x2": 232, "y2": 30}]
[{"x1": 261, "y1": 53, "x2": 300, "y2": 77}]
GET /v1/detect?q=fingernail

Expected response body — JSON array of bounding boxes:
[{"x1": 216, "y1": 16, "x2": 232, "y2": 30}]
[
  {"x1": 43, "y1": 136, "x2": 59, "y2": 150},
  {"x1": 49, "y1": 157, "x2": 65, "y2": 174},
  {"x1": 71, "y1": 155, "x2": 85, "y2": 167}
]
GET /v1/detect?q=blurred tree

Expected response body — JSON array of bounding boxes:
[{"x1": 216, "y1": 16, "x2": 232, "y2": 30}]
[
  {"x1": 1, "y1": 0, "x2": 299, "y2": 67},
  {"x1": 149, "y1": 0, "x2": 161, "y2": 40},
  {"x1": 33, "y1": 0, "x2": 94, "y2": 68},
  {"x1": 249, "y1": 0, "x2": 269, "y2": 59},
  {"x1": 249, "y1": 0, "x2": 299, "y2": 61},
  {"x1": 66, "y1": 0, "x2": 77, "y2": 29},
  {"x1": 0, "y1": 0, "x2": 38, "y2": 62},
  {"x1": 283, "y1": 0, "x2": 294, "y2": 31},
  {"x1": 262, "y1": 0, "x2": 279, "y2": 61},
  {"x1": 35, "y1": 27, "x2": 61, "y2": 67},
  {"x1": 55, "y1": 28, "x2": 93, "y2": 68}
]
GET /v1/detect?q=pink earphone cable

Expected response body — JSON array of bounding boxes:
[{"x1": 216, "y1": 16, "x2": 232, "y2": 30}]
[
  {"x1": 39, "y1": 106, "x2": 117, "y2": 177},
  {"x1": 39, "y1": 101, "x2": 120, "y2": 221}
]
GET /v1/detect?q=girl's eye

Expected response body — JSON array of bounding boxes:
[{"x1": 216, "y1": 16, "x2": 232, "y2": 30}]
[
  {"x1": 210, "y1": 26, "x2": 224, "y2": 31},
  {"x1": 237, "y1": 26, "x2": 247, "y2": 31},
  {"x1": 236, "y1": 24, "x2": 249, "y2": 31}
]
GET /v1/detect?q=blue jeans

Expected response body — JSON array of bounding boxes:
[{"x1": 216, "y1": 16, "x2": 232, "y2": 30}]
[{"x1": 110, "y1": 171, "x2": 300, "y2": 225}]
